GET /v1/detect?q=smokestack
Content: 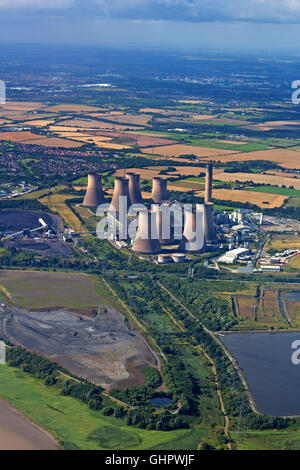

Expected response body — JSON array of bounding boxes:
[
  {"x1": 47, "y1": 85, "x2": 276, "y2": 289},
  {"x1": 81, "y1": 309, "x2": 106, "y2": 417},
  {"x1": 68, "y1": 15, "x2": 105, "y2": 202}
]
[
  {"x1": 151, "y1": 177, "x2": 168, "y2": 203},
  {"x1": 203, "y1": 202, "x2": 218, "y2": 244},
  {"x1": 205, "y1": 163, "x2": 213, "y2": 204},
  {"x1": 126, "y1": 172, "x2": 143, "y2": 205},
  {"x1": 82, "y1": 173, "x2": 105, "y2": 208},
  {"x1": 152, "y1": 204, "x2": 175, "y2": 245},
  {"x1": 179, "y1": 205, "x2": 205, "y2": 253},
  {"x1": 132, "y1": 210, "x2": 161, "y2": 254},
  {"x1": 110, "y1": 177, "x2": 130, "y2": 213}
]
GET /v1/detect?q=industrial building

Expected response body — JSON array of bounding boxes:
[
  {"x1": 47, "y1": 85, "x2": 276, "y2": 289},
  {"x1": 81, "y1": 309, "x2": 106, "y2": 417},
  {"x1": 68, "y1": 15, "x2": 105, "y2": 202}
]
[
  {"x1": 151, "y1": 177, "x2": 168, "y2": 203},
  {"x1": 131, "y1": 210, "x2": 161, "y2": 254},
  {"x1": 218, "y1": 247, "x2": 251, "y2": 264}
]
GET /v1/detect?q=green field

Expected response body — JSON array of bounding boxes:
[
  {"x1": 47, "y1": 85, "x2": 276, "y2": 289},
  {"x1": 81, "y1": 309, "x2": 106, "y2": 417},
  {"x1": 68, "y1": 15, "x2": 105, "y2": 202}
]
[
  {"x1": 0, "y1": 365, "x2": 207, "y2": 450},
  {"x1": 0, "y1": 270, "x2": 118, "y2": 310},
  {"x1": 248, "y1": 186, "x2": 300, "y2": 197}
]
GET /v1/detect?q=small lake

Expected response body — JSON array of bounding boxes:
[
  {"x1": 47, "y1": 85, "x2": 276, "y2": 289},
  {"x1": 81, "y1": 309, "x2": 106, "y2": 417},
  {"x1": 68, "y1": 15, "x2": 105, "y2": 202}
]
[
  {"x1": 150, "y1": 397, "x2": 172, "y2": 406},
  {"x1": 220, "y1": 332, "x2": 300, "y2": 417}
]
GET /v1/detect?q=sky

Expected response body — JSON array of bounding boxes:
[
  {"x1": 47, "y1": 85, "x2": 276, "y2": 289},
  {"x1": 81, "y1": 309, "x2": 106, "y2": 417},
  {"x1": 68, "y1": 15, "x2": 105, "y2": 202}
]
[{"x1": 0, "y1": 0, "x2": 299, "y2": 52}]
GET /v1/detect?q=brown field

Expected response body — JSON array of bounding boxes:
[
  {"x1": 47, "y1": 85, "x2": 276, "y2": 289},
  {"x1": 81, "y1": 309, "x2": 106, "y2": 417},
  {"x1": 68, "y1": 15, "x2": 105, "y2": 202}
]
[
  {"x1": 24, "y1": 138, "x2": 83, "y2": 148},
  {"x1": 189, "y1": 114, "x2": 218, "y2": 121},
  {"x1": 141, "y1": 144, "x2": 238, "y2": 158},
  {"x1": 0, "y1": 101, "x2": 45, "y2": 111},
  {"x1": 20, "y1": 120, "x2": 56, "y2": 127},
  {"x1": 194, "y1": 188, "x2": 288, "y2": 208},
  {"x1": 260, "y1": 289, "x2": 280, "y2": 321},
  {"x1": 56, "y1": 118, "x2": 140, "y2": 131},
  {"x1": 265, "y1": 170, "x2": 300, "y2": 179},
  {"x1": 114, "y1": 167, "x2": 167, "y2": 180},
  {"x1": 201, "y1": 149, "x2": 300, "y2": 170},
  {"x1": 56, "y1": 132, "x2": 112, "y2": 141},
  {"x1": 177, "y1": 100, "x2": 208, "y2": 104},
  {"x1": 45, "y1": 104, "x2": 105, "y2": 113},
  {"x1": 0, "y1": 119, "x2": 11, "y2": 124},
  {"x1": 236, "y1": 296, "x2": 258, "y2": 320},
  {"x1": 214, "y1": 169, "x2": 300, "y2": 189},
  {"x1": 0, "y1": 131, "x2": 45, "y2": 142},
  {"x1": 88, "y1": 130, "x2": 176, "y2": 147},
  {"x1": 91, "y1": 113, "x2": 152, "y2": 126}
]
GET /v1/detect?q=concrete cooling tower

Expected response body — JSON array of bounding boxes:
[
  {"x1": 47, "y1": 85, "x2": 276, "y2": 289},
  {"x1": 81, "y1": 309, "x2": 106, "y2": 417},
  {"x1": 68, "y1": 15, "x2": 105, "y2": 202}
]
[
  {"x1": 179, "y1": 205, "x2": 205, "y2": 253},
  {"x1": 126, "y1": 172, "x2": 143, "y2": 205},
  {"x1": 131, "y1": 210, "x2": 161, "y2": 254},
  {"x1": 151, "y1": 177, "x2": 168, "y2": 203},
  {"x1": 205, "y1": 163, "x2": 213, "y2": 204},
  {"x1": 82, "y1": 173, "x2": 105, "y2": 208},
  {"x1": 109, "y1": 177, "x2": 130, "y2": 213},
  {"x1": 152, "y1": 204, "x2": 175, "y2": 245},
  {"x1": 203, "y1": 202, "x2": 218, "y2": 244}
]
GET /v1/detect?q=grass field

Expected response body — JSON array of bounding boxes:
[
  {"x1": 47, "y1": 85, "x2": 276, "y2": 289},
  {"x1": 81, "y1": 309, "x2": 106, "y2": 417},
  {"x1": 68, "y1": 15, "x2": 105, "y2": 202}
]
[
  {"x1": 267, "y1": 235, "x2": 300, "y2": 252},
  {"x1": 0, "y1": 271, "x2": 116, "y2": 309},
  {"x1": 0, "y1": 365, "x2": 207, "y2": 450},
  {"x1": 39, "y1": 194, "x2": 84, "y2": 232},
  {"x1": 248, "y1": 186, "x2": 300, "y2": 197}
]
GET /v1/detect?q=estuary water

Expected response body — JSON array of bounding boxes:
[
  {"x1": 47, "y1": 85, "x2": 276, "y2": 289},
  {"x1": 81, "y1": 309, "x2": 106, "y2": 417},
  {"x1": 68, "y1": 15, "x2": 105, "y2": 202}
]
[{"x1": 220, "y1": 332, "x2": 300, "y2": 417}]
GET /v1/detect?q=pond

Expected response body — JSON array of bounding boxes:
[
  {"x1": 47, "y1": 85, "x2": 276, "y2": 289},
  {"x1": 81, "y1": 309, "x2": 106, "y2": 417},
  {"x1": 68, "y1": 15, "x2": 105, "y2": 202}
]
[
  {"x1": 150, "y1": 397, "x2": 172, "y2": 406},
  {"x1": 220, "y1": 332, "x2": 300, "y2": 417}
]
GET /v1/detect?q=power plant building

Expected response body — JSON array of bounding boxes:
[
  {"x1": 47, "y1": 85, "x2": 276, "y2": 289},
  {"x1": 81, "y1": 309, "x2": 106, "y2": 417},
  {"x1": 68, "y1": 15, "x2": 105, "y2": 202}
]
[
  {"x1": 83, "y1": 173, "x2": 105, "y2": 208},
  {"x1": 110, "y1": 177, "x2": 130, "y2": 213},
  {"x1": 126, "y1": 172, "x2": 143, "y2": 205},
  {"x1": 179, "y1": 205, "x2": 205, "y2": 253},
  {"x1": 131, "y1": 210, "x2": 161, "y2": 254},
  {"x1": 151, "y1": 177, "x2": 168, "y2": 204}
]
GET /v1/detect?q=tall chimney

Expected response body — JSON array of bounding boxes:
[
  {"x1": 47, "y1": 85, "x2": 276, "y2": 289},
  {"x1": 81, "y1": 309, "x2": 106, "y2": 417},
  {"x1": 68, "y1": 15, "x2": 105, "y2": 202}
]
[
  {"x1": 82, "y1": 173, "x2": 105, "y2": 208},
  {"x1": 205, "y1": 163, "x2": 213, "y2": 204},
  {"x1": 203, "y1": 202, "x2": 218, "y2": 244},
  {"x1": 151, "y1": 177, "x2": 168, "y2": 203},
  {"x1": 131, "y1": 210, "x2": 161, "y2": 254},
  {"x1": 179, "y1": 205, "x2": 205, "y2": 253},
  {"x1": 110, "y1": 177, "x2": 130, "y2": 213},
  {"x1": 126, "y1": 172, "x2": 143, "y2": 205}
]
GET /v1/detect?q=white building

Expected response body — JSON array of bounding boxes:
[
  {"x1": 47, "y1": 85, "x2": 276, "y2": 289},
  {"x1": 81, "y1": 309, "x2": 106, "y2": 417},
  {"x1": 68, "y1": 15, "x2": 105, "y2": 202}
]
[{"x1": 218, "y1": 247, "x2": 251, "y2": 264}]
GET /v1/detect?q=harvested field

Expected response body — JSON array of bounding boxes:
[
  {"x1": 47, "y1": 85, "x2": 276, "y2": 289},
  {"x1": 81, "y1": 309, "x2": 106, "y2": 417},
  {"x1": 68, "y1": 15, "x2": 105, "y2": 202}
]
[
  {"x1": 201, "y1": 149, "x2": 300, "y2": 170},
  {"x1": 194, "y1": 188, "x2": 288, "y2": 208},
  {"x1": 56, "y1": 119, "x2": 140, "y2": 131},
  {"x1": 20, "y1": 120, "x2": 56, "y2": 127},
  {"x1": 0, "y1": 101, "x2": 45, "y2": 111},
  {"x1": 84, "y1": 130, "x2": 177, "y2": 147},
  {"x1": 114, "y1": 167, "x2": 168, "y2": 180},
  {"x1": 214, "y1": 169, "x2": 300, "y2": 190},
  {"x1": 0, "y1": 131, "x2": 83, "y2": 148},
  {"x1": 141, "y1": 144, "x2": 238, "y2": 158},
  {"x1": 25, "y1": 138, "x2": 83, "y2": 148},
  {"x1": 93, "y1": 113, "x2": 152, "y2": 126},
  {"x1": 45, "y1": 104, "x2": 104, "y2": 113}
]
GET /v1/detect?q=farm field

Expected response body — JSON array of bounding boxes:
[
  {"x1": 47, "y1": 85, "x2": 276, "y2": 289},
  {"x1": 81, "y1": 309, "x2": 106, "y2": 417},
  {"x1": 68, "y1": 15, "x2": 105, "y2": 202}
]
[
  {"x1": 141, "y1": 144, "x2": 238, "y2": 158},
  {"x1": 194, "y1": 188, "x2": 288, "y2": 208},
  {"x1": 39, "y1": 194, "x2": 85, "y2": 232},
  {"x1": 0, "y1": 131, "x2": 83, "y2": 148},
  {"x1": 214, "y1": 170, "x2": 300, "y2": 191},
  {"x1": 45, "y1": 104, "x2": 105, "y2": 113},
  {"x1": 56, "y1": 118, "x2": 141, "y2": 131},
  {"x1": 0, "y1": 270, "x2": 112, "y2": 309},
  {"x1": 0, "y1": 365, "x2": 207, "y2": 450}
]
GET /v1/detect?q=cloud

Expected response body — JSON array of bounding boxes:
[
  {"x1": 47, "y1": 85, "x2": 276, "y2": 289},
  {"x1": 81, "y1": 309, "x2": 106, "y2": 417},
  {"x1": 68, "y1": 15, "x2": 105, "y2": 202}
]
[{"x1": 1, "y1": 0, "x2": 300, "y2": 23}]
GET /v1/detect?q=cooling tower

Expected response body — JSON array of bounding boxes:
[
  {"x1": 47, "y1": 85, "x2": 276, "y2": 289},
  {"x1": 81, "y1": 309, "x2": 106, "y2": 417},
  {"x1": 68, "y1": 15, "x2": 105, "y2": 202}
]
[
  {"x1": 205, "y1": 163, "x2": 213, "y2": 204},
  {"x1": 126, "y1": 172, "x2": 143, "y2": 205},
  {"x1": 203, "y1": 202, "x2": 218, "y2": 244},
  {"x1": 179, "y1": 205, "x2": 205, "y2": 253},
  {"x1": 131, "y1": 210, "x2": 161, "y2": 254},
  {"x1": 151, "y1": 177, "x2": 168, "y2": 203},
  {"x1": 152, "y1": 204, "x2": 175, "y2": 245},
  {"x1": 110, "y1": 177, "x2": 130, "y2": 213},
  {"x1": 82, "y1": 173, "x2": 105, "y2": 208}
]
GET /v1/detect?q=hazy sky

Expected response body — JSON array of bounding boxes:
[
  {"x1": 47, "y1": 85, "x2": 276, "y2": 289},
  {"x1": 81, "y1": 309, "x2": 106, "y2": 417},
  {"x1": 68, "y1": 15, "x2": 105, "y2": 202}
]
[{"x1": 0, "y1": 0, "x2": 299, "y2": 52}]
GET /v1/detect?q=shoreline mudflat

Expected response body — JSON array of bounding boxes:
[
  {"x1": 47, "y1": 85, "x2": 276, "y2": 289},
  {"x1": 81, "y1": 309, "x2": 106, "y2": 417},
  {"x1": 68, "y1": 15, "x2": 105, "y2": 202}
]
[{"x1": 0, "y1": 397, "x2": 60, "y2": 450}]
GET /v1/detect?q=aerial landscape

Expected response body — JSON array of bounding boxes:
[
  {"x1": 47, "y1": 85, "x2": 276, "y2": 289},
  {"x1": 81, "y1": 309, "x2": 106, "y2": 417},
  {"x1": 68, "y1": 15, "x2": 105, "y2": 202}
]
[{"x1": 0, "y1": 0, "x2": 299, "y2": 458}]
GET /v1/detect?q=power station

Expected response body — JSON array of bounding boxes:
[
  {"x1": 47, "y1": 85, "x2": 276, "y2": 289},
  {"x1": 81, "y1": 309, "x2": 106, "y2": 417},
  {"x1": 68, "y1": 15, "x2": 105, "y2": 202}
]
[
  {"x1": 151, "y1": 177, "x2": 168, "y2": 203},
  {"x1": 126, "y1": 172, "x2": 143, "y2": 205},
  {"x1": 82, "y1": 164, "x2": 219, "y2": 256},
  {"x1": 110, "y1": 177, "x2": 130, "y2": 213},
  {"x1": 131, "y1": 210, "x2": 161, "y2": 254},
  {"x1": 82, "y1": 173, "x2": 105, "y2": 208}
]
